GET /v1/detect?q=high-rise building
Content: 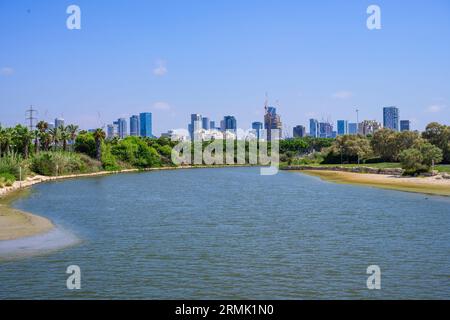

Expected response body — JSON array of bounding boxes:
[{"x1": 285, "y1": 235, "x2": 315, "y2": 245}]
[
  {"x1": 139, "y1": 112, "x2": 153, "y2": 137},
  {"x1": 115, "y1": 118, "x2": 127, "y2": 139},
  {"x1": 202, "y1": 117, "x2": 210, "y2": 130},
  {"x1": 309, "y1": 119, "x2": 319, "y2": 138},
  {"x1": 252, "y1": 122, "x2": 263, "y2": 139},
  {"x1": 358, "y1": 120, "x2": 381, "y2": 136},
  {"x1": 348, "y1": 123, "x2": 358, "y2": 135},
  {"x1": 55, "y1": 118, "x2": 65, "y2": 129},
  {"x1": 210, "y1": 121, "x2": 215, "y2": 129},
  {"x1": 293, "y1": 125, "x2": 306, "y2": 138},
  {"x1": 337, "y1": 120, "x2": 348, "y2": 136},
  {"x1": 383, "y1": 106, "x2": 400, "y2": 131},
  {"x1": 222, "y1": 116, "x2": 237, "y2": 132},
  {"x1": 264, "y1": 107, "x2": 282, "y2": 140},
  {"x1": 129, "y1": 115, "x2": 139, "y2": 136},
  {"x1": 400, "y1": 120, "x2": 410, "y2": 132},
  {"x1": 319, "y1": 121, "x2": 333, "y2": 138},
  {"x1": 189, "y1": 114, "x2": 203, "y2": 139},
  {"x1": 107, "y1": 123, "x2": 119, "y2": 139}
]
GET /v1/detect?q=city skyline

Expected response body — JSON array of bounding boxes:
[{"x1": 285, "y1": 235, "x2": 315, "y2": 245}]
[{"x1": 1, "y1": 1, "x2": 449, "y2": 134}]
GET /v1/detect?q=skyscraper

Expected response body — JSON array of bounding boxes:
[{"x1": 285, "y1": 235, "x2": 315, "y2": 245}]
[
  {"x1": 116, "y1": 118, "x2": 127, "y2": 139},
  {"x1": 55, "y1": 118, "x2": 65, "y2": 129},
  {"x1": 400, "y1": 120, "x2": 410, "y2": 132},
  {"x1": 129, "y1": 115, "x2": 139, "y2": 136},
  {"x1": 293, "y1": 125, "x2": 306, "y2": 138},
  {"x1": 107, "y1": 123, "x2": 119, "y2": 139},
  {"x1": 309, "y1": 119, "x2": 319, "y2": 138},
  {"x1": 348, "y1": 123, "x2": 358, "y2": 135},
  {"x1": 202, "y1": 117, "x2": 210, "y2": 130},
  {"x1": 383, "y1": 106, "x2": 400, "y2": 131},
  {"x1": 139, "y1": 112, "x2": 153, "y2": 137},
  {"x1": 210, "y1": 121, "x2": 215, "y2": 129},
  {"x1": 190, "y1": 114, "x2": 203, "y2": 139},
  {"x1": 337, "y1": 120, "x2": 348, "y2": 136},
  {"x1": 222, "y1": 116, "x2": 237, "y2": 132},
  {"x1": 319, "y1": 121, "x2": 333, "y2": 138},
  {"x1": 252, "y1": 122, "x2": 263, "y2": 139},
  {"x1": 264, "y1": 107, "x2": 282, "y2": 140}
]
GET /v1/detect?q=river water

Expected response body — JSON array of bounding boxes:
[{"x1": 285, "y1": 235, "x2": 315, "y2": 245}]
[{"x1": 0, "y1": 167, "x2": 449, "y2": 299}]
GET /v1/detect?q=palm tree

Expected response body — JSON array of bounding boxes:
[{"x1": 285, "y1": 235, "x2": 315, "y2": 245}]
[
  {"x1": 40, "y1": 132, "x2": 52, "y2": 151},
  {"x1": 0, "y1": 127, "x2": 14, "y2": 156},
  {"x1": 49, "y1": 127, "x2": 61, "y2": 150},
  {"x1": 14, "y1": 125, "x2": 33, "y2": 158},
  {"x1": 66, "y1": 124, "x2": 79, "y2": 151},
  {"x1": 60, "y1": 126, "x2": 71, "y2": 152},
  {"x1": 93, "y1": 129, "x2": 106, "y2": 160},
  {"x1": 35, "y1": 121, "x2": 49, "y2": 154}
]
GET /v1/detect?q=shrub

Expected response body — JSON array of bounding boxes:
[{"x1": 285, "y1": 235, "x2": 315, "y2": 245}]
[
  {"x1": 31, "y1": 152, "x2": 91, "y2": 176},
  {"x1": 0, "y1": 173, "x2": 16, "y2": 187},
  {"x1": 101, "y1": 143, "x2": 121, "y2": 171},
  {"x1": 399, "y1": 142, "x2": 443, "y2": 175},
  {"x1": 0, "y1": 153, "x2": 29, "y2": 180}
]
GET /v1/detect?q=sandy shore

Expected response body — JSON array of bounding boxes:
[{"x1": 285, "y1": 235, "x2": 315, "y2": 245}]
[{"x1": 301, "y1": 170, "x2": 450, "y2": 196}]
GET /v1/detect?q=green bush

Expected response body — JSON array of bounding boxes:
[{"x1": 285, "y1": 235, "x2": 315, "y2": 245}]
[
  {"x1": 101, "y1": 143, "x2": 121, "y2": 171},
  {"x1": 111, "y1": 136, "x2": 161, "y2": 168},
  {"x1": 0, "y1": 173, "x2": 16, "y2": 187},
  {"x1": 31, "y1": 152, "x2": 93, "y2": 176},
  {"x1": 0, "y1": 153, "x2": 29, "y2": 180},
  {"x1": 399, "y1": 142, "x2": 443, "y2": 175}
]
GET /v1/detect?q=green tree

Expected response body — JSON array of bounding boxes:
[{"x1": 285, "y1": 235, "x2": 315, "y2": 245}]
[
  {"x1": 371, "y1": 129, "x2": 398, "y2": 161},
  {"x1": 422, "y1": 122, "x2": 450, "y2": 163},
  {"x1": 93, "y1": 129, "x2": 106, "y2": 161}
]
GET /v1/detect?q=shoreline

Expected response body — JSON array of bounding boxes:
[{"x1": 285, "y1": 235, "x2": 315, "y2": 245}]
[
  {"x1": 299, "y1": 170, "x2": 450, "y2": 197},
  {"x1": 0, "y1": 165, "x2": 254, "y2": 241}
]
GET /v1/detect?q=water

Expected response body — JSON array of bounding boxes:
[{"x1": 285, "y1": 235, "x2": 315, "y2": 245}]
[{"x1": 0, "y1": 167, "x2": 449, "y2": 299}]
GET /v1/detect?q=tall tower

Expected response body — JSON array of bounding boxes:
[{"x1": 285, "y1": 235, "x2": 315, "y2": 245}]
[{"x1": 26, "y1": 105, "x2": 38, "y2": 131}]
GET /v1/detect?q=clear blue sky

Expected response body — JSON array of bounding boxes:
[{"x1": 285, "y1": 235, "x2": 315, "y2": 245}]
[{"x1": 1, "y1": 0, "x2": 449, "y2": 135}]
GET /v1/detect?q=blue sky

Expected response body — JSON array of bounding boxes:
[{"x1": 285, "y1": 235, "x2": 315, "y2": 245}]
[{"x1": 1, "y1": 0, "x2": 449, "y2": 135}]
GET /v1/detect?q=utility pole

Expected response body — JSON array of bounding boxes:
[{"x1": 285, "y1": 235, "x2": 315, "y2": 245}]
[{"x1": 26, "y1": 105, "x2": 38, "y2": 131}]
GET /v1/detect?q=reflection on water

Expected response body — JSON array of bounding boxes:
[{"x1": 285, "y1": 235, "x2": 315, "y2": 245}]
[
  {"x1": 0, "y1": 167, "x2": 449, "y2": 299},
  {"x1": 0, "y1": 227, "x2": 80, "y2": 261}
]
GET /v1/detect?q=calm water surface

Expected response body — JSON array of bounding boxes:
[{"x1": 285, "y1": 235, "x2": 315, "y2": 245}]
[{"x1": 0, "y1": 167, "x2": 449, "y2": 299}]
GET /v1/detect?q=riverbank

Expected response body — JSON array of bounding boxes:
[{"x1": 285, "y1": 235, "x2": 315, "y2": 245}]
[
  {"x1": 300, "y1": 170, "x2": 450, "y2": 196},
  {"x1": 0, "y1": 165, "x2": 254, "y2": 241}
]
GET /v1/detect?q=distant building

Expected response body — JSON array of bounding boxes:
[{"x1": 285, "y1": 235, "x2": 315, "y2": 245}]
[
  {"x1": 348, "y1": 123, "x2": 358, "y2": 135},
  {"x1": 337, "y1": 120, "x2": 348, "y2": 135},
  {"x1": 210, "y1": 121, "x2": 215, "y2": 129},
  {"x1": 55, "y1": 118, "x2": 65, "y2": 129},
  {"x1": 293, "y1": 125, "x2": 306, "y2": 138},
  {"x1": 129, "y1": 115, "x2": 139, "y2": 136},
  {"x1": 189, "y1": 114, "x2": 203, "y2": 139},
  {"x1": 139, "y1": 112, "x2": 153, "y2": 138},
  {"x1": 222, "y1": 115, "x2": 237, "y2": 132},
  {"x1": 264, "y1": 107, "x2": 282, "y2": 140},
  {"x1": 252, "y1": 122, "x2": 263, "y2": 139},
  {"x1": 400, "y1": 120, "x2": 410, "y2": 132},
  {"x1": 107, "y1": 123, "x2": 118, "y2": 139},
  {"x1": 358, "y1": 120, "x2": 381, "y2": 136},
  {"x1": 319, "y1": 121, "x2": 333, "y2": 138},
  {"x1": 202, "y1": 117, "x2": 210, "y2": 130},
  {"x1": 116, "y1": 118, "x2": 127, "y2": 139},
  {"x1": 383, "y1": 106, "x2": 400, "y2": 131},
  {"x1": 309, "y1": 119, "x2": 319, "y2": 138}
]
